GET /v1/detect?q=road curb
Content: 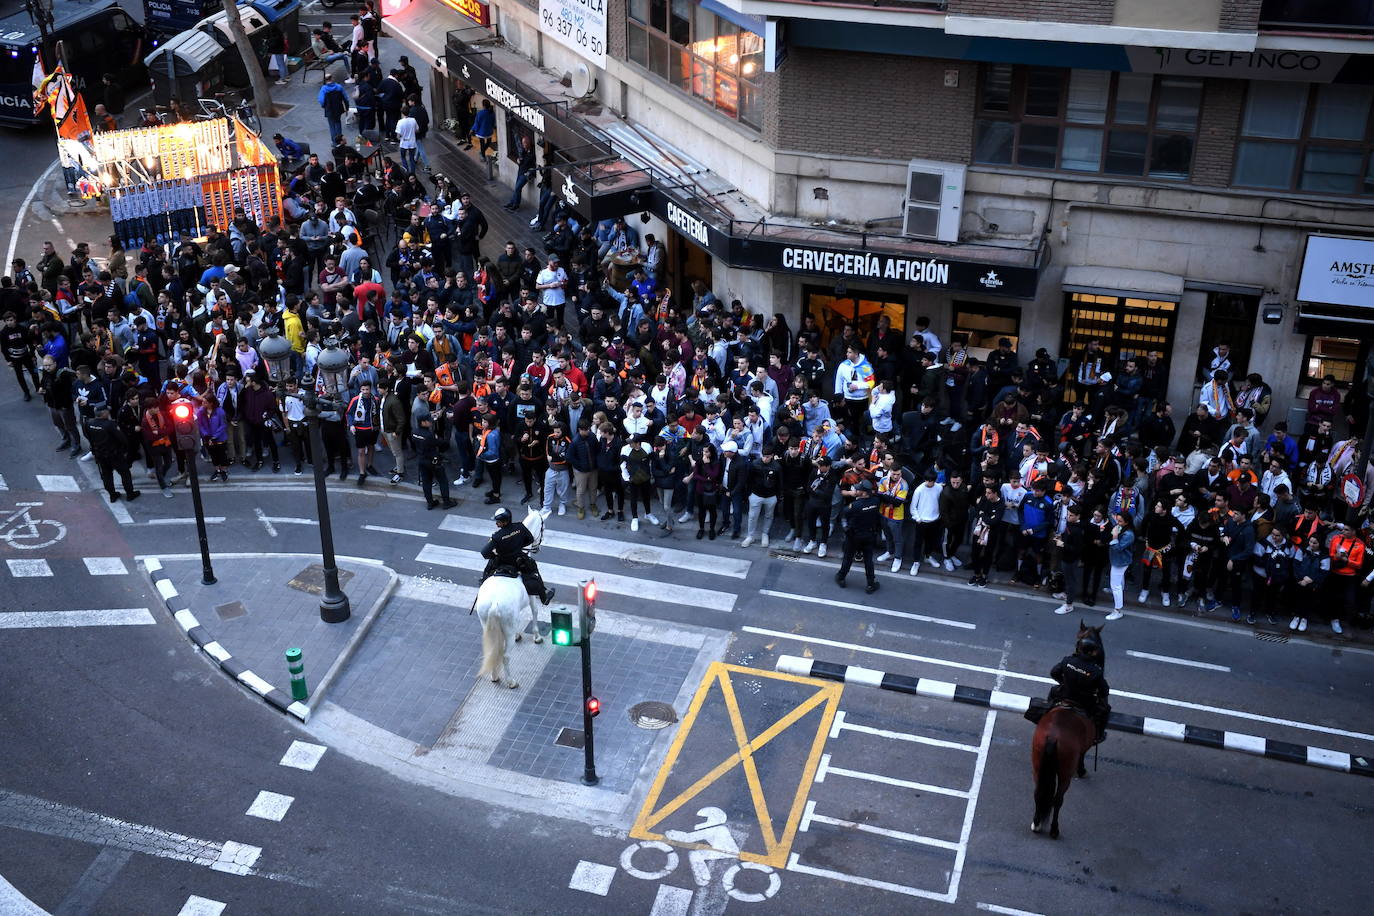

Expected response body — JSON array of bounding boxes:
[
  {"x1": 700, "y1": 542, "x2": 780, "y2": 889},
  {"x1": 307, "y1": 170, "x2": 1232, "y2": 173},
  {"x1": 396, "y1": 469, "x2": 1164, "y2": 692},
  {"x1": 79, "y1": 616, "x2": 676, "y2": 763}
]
[{"x1": 775, "y1": 655, "x2": 1374, "y2": 779}]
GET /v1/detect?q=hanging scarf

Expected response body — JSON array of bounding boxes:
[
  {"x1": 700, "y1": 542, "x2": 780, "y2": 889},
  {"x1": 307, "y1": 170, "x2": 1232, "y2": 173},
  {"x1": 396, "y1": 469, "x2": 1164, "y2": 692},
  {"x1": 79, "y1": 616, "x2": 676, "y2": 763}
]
[
  {"x1": 1202, "y1": 381, "x2": 1234, "y2": 419},
  {"x1": 1328, "y1": 438, "x2": 1357, "y2": 475}
]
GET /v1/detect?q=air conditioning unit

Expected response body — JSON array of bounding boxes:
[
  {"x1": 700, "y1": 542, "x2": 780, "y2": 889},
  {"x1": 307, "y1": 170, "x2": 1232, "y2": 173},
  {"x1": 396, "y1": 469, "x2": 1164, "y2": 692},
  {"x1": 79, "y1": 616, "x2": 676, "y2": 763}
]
[{"x1": 902, "y1": 160, "x2": 965, "y2": 242}]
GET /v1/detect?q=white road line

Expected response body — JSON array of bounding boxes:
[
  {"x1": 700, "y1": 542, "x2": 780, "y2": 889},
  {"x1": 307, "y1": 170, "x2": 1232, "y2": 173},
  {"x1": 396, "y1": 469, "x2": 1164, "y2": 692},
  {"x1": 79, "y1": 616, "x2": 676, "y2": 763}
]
[
  {"x1": 255, "y1": 507, "x2": 278, "y2": 538},
  {"x1": 213, "y1": 840, "x2": 262, "y2": 875},
  {"x1": 978, "y1": 903, "x2": 1046, "y2": 916},
  {"x1": 745, "y1": 625, "x2": 1374, "y2": 744},
  {"x1": 829, "y1": 710, "x2": 980, "y2": 753},
  {"x1": 73, "y1": 460, "x2": 135, "y2": 523},
  {"x1": 416, "y1": 543, "x2": 738, "y2": 612},
  {"x1": 83, "y1": 557, "x2": 129, "y2": 576},
  {"x1": 787, "y1": 854, "x2": 948, "y2": 902},
  {"x1": 947, "y1": 711, "x2": 996, "y2": 903},
  {"x1": 568, "y1": 860, "x2": 616, "y2": 896},
  {"x1": 279, "y1": 740, "x2": 328, "y2": 771},
  {"x1": 1127, "y1": 649, "x2": 1231, "y2": 672},
  {"x1": 648, "y1": 884, "x2": 694, "y2": 916},
  {"x1": 805, "y1": 803, "x2": 960, "y2": 851},
  {"x1": 759, "y1": 589, "x2": 975, "y2": 630},
  {"x1": 35, "y1": 474, "x2": 79, "y2": 492},
  {"x1": 245, "y1": 790, "x2": 295, "y2": 822},
  {"x1": 363, "y1": 524, "x2": 428, "y2": 537},
  {"x1": 816, "y1": 754, "x2": 970, "y2": 798},
  {"x1": 6, "y1": 559, "x2": 52, "y2": 577},
  {"x1": 261, "y1": 516, "x2": 318, "y2": 525},
  {"x1": 177, "y1": 896, "x2": 227, "y2": 916},
  {"x1": 439, "y1": 513, "x2": 752, "y2": 578},
  {"x1": 0, "y1": 608, "x2": 155, "y2": 629},
  {"x1": 0, "y1": 473, "x2": 7, "y2": 490},
  {"x1": 4, "y1": 158, "x2": 59, "y2": 271},
  {"x1": 145, "y1": 517, "x2": 227, "y2": 525}
]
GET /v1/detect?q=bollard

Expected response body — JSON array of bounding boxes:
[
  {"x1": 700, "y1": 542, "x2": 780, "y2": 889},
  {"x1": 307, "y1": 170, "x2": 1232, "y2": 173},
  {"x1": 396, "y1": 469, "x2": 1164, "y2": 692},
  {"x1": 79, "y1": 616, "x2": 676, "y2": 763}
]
[{"x1": 286, "y1": 647, "x2": 308, "y2": 702}]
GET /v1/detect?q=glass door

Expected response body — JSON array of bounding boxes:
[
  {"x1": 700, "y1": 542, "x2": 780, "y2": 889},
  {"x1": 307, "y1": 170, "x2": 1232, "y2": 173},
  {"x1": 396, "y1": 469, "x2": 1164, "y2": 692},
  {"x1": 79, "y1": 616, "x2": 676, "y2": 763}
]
[
  {"x1": 1061, "y1": 292, "x2": 1177, "y2": 402},
  {"x1": 805, "y1": 285, "x2": 907, "y2": 351}
]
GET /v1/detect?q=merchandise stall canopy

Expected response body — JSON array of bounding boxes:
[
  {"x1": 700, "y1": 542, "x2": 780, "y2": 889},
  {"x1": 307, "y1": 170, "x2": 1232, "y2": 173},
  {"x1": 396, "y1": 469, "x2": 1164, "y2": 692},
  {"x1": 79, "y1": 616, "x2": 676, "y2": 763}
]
[{"x1": 1062, "y1": 266, "x2": 1184, "y2": 302}]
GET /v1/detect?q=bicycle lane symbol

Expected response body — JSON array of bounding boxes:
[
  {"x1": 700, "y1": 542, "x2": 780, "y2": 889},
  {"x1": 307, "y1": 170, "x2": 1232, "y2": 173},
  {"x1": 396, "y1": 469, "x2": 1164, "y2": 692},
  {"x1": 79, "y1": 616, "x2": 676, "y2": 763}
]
[
  {"x1": 621, "y1": 808, "x2": 782, "y2": 915},
  {"x1": 0, "y1": 501, "x2": 68, "y2": 550}
]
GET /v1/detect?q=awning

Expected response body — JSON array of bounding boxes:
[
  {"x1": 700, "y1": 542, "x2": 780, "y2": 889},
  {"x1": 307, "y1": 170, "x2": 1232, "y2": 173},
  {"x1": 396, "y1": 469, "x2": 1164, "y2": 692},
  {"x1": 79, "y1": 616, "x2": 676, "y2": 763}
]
[
  {"x1": 387, "y1": 1, "x2": 491, "y2": 74},
  {"x1": 1062, "y1": 266, "x2": 1184, "y2": 301}
]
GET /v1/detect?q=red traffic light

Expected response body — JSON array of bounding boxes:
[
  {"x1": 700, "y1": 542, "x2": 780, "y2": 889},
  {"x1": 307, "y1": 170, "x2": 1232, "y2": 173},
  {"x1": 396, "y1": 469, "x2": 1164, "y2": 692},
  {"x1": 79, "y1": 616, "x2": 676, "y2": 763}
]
[
  {"x1": 586, "y1": 696, "x2": 601, "y2": 717},
  {"x1": 582, "y1": 581, "x2": 597, "y2": 603},
  {"x1": 172, "y1": 403, "x2": 193, "y2": 421}
]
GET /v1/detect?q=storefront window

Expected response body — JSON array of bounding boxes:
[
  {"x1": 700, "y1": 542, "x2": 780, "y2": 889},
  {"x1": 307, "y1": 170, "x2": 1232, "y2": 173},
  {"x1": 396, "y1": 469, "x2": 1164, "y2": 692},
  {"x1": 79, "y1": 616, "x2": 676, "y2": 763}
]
[
  {"x1": 1061, "y1": 292, "x2": 1177, "y2": 401},
  {"x1": 1234, "y1": 83, "x2": 1374, "y2": 194},
  {"x1": 805, "y1": 286, "x2": 907, "y2": 351},
  {"x1": 627, "y1": 1, "x2": 765, "y2": 129},
  {"x1": 953, "y1": 301, "x2": 1021, "y2": 360},
  {"x1": 974, "y1": 66, "x2": 1201, "y2": 181},
  {"x1": 1302, "y1": 335, "x2": 1359, "y2": 386}
]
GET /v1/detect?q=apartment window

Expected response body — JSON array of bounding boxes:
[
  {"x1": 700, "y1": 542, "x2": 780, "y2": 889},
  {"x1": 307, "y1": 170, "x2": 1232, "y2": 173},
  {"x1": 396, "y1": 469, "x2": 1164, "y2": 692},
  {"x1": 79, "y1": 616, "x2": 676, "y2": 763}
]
[
  {"x1": 1234, "y1": 83, "x2": 1374, "y2": 194},
  {"x1": 974, "y1": 65, "x2": 1202, "y2": 180},
  {"x1": 1302, "y1": 335, "x2": 1360, "y2": 387},
  {"x1": 627, "y1": 0, "x2": 764, "y2": 129}
]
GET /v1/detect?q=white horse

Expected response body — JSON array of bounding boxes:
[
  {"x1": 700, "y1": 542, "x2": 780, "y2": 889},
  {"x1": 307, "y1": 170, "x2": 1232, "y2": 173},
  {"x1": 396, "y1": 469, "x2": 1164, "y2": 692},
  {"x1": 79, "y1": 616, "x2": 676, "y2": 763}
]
[{"x1": 475, "y1": 506, "x2": 547, "y2": 688}]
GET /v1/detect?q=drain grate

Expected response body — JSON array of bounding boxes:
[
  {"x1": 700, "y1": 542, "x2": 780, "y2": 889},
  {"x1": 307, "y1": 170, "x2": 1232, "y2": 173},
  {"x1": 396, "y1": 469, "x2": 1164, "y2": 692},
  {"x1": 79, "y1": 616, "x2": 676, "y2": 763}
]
[
  {"x1": 1254, "y1": 631, "x2": 1289, "y2": 644},
  {"x1": 215, "y1": 601, "x2": 247, "y2": 620},
  {"x1": 555, "y1": 727, "x2": 585, "y2": 749},
  {"x1": 620, "y1": 548, "x2": 658, "y2": 570},
  {"x1": 629, "y1": 701, "x2": 678, "y2": 730},
  {"x1": 288, "y1": 564, "x2": 356, "y2": 595}
]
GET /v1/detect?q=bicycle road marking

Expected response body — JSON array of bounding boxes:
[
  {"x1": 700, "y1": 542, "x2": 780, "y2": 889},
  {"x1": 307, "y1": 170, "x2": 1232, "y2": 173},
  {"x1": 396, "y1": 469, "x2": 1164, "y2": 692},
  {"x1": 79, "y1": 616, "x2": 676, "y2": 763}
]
[{"x1": 632, "y1": 662, "x2": 842, "y2": 869}]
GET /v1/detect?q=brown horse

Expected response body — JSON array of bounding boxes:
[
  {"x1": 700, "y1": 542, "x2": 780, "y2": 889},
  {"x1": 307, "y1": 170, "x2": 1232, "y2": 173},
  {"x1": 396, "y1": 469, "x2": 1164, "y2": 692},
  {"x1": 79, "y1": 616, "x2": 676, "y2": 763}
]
[{"x1": 1030, "y1": 622, "x2": 1106, "y2": 839}]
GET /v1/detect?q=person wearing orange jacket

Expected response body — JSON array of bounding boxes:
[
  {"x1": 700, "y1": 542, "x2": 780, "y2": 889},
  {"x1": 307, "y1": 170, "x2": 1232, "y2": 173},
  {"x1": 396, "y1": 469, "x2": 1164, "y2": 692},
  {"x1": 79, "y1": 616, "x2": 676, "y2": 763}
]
[{"x1": 1327, "y1": 521, "x2": 1365, "y2": 636}]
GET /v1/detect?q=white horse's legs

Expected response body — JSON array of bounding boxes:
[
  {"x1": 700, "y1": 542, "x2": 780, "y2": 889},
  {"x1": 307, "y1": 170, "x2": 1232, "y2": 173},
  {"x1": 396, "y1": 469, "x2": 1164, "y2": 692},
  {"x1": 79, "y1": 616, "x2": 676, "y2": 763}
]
[{"x1": 529, "y1": 594, "x2": 545, "y2": 644}]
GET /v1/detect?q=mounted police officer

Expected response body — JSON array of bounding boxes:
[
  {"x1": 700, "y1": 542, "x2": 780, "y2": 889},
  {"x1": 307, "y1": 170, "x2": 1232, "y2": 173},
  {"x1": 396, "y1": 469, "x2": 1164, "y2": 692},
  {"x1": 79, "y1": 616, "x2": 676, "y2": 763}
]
[
  {"x1": 835, "y1": 477, "x2": 882, "y2": 593},
  {"x1": 1047, "y1": 627, "x2": 1111, "y2": 744},
  {"x1": 480, "y1": 507, "x2": 556, "y2": 604}
]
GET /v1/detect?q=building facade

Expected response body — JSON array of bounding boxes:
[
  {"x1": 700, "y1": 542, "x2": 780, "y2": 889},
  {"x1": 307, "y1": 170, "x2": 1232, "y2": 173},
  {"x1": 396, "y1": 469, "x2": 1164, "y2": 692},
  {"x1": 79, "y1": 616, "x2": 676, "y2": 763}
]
[{"x1": 382, "y1": 0, "x2": 1374, "y2": 424}]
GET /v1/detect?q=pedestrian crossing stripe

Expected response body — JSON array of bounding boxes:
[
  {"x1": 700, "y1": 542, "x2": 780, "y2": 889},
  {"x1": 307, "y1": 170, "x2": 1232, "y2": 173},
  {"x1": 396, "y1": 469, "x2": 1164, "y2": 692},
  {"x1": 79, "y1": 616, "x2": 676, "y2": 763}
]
[
  {"x1": 631, "y1": 662, "x2": 842, "y2": 868},
  {"x1": 35, "y1": 475, "x2": 79, "y2": 492}
]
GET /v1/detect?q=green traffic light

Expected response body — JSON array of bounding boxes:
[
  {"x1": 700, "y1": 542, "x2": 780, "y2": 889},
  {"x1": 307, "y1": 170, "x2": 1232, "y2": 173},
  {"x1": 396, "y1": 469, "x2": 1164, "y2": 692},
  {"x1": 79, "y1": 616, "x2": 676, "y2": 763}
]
[{"x1": 553, "y1": 630, "x2": 571, "y2": 646}]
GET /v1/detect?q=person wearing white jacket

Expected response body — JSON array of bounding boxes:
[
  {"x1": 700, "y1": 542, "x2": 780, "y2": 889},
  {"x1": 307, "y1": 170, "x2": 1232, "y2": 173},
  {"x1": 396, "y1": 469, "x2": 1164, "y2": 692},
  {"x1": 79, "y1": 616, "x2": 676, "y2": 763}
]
[{"x1": 910, "y1": 470, "x2": 944, "y2": 573}]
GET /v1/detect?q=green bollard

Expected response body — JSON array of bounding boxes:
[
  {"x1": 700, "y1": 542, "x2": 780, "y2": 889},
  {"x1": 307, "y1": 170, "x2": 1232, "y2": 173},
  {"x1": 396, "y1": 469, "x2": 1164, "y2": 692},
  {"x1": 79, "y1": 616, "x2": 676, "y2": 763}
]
[{"x1": 286, "y1": 647, "x2": 308, "y2": 702}]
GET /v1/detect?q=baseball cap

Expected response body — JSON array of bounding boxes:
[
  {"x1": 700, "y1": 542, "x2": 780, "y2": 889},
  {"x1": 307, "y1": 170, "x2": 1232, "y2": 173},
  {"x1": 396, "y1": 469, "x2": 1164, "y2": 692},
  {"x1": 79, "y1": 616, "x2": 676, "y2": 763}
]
[{"x1": 721, "y1": 441, "x2": 738, "y2": 453}]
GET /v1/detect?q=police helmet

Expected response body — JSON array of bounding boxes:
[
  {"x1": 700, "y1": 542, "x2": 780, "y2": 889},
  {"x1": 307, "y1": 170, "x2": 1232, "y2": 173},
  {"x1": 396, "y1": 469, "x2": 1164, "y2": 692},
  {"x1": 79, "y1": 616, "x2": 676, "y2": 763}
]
[
  {"x1": 492, "y1": 507, "x2": 512, "y2": 523},
  {"x1": 855, "y1": 479, "x2": 875, "y2": 493}
]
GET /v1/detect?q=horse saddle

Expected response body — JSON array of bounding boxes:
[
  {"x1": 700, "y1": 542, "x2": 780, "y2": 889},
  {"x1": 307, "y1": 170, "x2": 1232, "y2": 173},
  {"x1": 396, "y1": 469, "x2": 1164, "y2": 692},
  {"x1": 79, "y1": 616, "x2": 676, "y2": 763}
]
[
  {"x1": 486, "y1": 563, "x2": 521, "y2": 579},
  {"x1": 1022, "y1": 698, "x2": 1091, "y2": 725}
]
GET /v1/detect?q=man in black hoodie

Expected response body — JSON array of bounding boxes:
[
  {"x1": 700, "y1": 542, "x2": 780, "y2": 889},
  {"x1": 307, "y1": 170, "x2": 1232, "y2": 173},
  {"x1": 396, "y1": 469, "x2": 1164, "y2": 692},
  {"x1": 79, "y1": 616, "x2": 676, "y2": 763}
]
[{"x1": 84, "y1": 406, "x2": 140, "y2": 502}]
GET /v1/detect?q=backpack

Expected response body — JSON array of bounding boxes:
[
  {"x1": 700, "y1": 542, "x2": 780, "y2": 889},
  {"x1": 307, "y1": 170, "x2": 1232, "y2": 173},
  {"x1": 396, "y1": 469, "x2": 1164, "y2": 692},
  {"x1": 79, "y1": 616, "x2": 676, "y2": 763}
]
[
  {"x1": 123, "y1": 280, "x2": 143, "y2": 310},
  {"x1": 361, "y1": 13, "x2": 379, "y2": 42}
]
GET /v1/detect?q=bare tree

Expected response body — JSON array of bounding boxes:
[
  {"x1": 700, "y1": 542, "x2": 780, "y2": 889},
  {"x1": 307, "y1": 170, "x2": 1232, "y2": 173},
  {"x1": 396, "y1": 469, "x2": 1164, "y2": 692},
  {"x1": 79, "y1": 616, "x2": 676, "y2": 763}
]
[{"x1": 222, "y1": 0, "x2": 277, "y2": 119}]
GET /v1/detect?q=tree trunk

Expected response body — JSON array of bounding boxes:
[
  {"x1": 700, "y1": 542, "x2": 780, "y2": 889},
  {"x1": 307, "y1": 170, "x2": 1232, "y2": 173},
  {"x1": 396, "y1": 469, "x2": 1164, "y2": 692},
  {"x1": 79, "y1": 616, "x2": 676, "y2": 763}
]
[{"x1": 221, "y1": 0, "x2": 277, "y2": 119}]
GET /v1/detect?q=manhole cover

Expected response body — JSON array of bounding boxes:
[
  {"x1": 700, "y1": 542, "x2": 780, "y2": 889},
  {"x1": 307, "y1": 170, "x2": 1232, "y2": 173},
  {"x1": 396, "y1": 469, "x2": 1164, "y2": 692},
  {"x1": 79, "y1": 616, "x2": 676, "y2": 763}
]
[
  {"x1": 555, "y1": 727, "x2": 585, "y2": 748},
  {"x1": 629, "y1": 701, "x2": 678, "y2": 729},
  {"x1": 288, "y1": 564, "x2": 356, "y2": 595},
  {"x1": 215, "y1": 601, "x2": 247, "y2": 620},
  {"x1": 621, "y1": 548, "x2": 658, "y2": 570}
]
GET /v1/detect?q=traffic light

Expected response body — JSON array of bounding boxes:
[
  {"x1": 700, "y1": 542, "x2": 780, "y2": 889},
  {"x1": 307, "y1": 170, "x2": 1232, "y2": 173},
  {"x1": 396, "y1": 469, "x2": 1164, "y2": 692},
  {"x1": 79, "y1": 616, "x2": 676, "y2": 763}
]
[
  {"x1": 550, "y1": 607, "x2": 575, "y2": 646},
  {"x1": 585, "y1": 696, "x2": 601, "y2": 718},
  {"x1": 170, "y1": 398, "x2": 199, "y2": 452},
  {"x1": 578, "y1": 579, "x2": 597, "y2": 638}
]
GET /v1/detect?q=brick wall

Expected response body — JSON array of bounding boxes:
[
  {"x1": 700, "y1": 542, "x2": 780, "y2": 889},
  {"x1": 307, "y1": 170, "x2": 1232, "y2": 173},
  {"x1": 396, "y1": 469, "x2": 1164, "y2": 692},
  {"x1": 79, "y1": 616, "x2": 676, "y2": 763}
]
[
  {"x1": 1219, "y1": 0, "x2": 1261, "y2": 31},
  {"x1": 774, "y1": 49, "x2": 976, "y2": 162},
  {"x1": 947, "y1": 0, "x2": 1113, "y2": 23},
  {"x1": 1191, "y1": 79, "x2": 1243, "y2": 188}
]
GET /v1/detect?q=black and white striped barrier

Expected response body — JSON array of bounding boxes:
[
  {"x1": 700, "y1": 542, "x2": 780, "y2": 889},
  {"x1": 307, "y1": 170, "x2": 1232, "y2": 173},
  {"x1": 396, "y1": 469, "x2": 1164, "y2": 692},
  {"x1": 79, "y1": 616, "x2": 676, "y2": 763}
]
[
  {"x1": 776, "y1": 656, "x2": 1373, "y2": 779},
  {"x1": 144, "y1": 558, "x2": 310, "y2": 722}
]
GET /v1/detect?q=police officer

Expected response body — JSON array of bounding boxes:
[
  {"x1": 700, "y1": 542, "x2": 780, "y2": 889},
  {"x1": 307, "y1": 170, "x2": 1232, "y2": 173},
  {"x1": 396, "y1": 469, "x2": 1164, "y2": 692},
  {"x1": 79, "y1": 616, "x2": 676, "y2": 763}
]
[
  {"x1": 1047, "y1": 634, "x2": 1111, "y2": 744},
  {"x1": 84, "y1": 406, "x2": 140, "y2": 503},
  {"x1": 411, "y1": 407, "x2": 456, "y2": 510},
  {"x1": 836, "y1": 478, "x2": 881, "y2": 593},
  {"x1": 481, "y1": 506, "x2": 556, "y2": 605}
]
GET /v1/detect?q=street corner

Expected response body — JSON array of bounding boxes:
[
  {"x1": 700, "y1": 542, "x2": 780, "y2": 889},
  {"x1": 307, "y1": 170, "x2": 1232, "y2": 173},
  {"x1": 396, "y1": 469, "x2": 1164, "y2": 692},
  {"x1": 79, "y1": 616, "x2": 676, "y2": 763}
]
[
  {"x1": 631, "y1": 662, "x2": 842, "y2": 868},
  {"x1": 0, "y1": 480, "x2": 130, "y2": 560}
]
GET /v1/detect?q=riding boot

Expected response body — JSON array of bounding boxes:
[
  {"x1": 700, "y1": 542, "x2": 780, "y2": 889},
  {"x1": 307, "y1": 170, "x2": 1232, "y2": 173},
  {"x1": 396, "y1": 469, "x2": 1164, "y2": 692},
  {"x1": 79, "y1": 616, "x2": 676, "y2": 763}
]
[{"x1": 522, "y1": 568, "x2": 554, "y2": 605}]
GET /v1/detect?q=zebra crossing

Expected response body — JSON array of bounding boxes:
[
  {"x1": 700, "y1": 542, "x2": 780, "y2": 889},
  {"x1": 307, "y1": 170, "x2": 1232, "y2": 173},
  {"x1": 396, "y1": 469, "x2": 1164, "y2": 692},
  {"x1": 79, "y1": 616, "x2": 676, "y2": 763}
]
[{"x1": 4, "y1": 556, "x2": 131, "y2": 580}]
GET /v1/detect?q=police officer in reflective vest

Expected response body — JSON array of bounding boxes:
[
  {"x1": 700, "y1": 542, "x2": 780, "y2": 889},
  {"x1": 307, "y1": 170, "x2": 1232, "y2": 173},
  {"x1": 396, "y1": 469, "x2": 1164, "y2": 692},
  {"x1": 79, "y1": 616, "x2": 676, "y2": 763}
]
[
  {"x1": 480, "y1": 507, "x2": 555, "y2": 604},
  {"x1": 835, "y1": 478, "x2": 882, "y2": 593}
]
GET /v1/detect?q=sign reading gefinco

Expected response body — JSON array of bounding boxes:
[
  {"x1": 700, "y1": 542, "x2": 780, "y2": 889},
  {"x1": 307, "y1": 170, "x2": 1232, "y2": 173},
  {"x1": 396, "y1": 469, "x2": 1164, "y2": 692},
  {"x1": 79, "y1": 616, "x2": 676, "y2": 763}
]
[
  {"x1": 539, "y1": 0, "x2": 607, "y2": 67},
  {"x1": 1297, "y1": 235, "x2": 1374, "y2": 309}
]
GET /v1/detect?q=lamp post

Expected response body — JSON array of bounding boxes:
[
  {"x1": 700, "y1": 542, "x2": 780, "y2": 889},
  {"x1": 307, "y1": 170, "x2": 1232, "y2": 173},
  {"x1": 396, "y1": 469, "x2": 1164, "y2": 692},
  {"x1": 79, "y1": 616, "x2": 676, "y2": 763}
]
[{"x1": 309, "y1": 338, "x2": 351, "y2": 623}]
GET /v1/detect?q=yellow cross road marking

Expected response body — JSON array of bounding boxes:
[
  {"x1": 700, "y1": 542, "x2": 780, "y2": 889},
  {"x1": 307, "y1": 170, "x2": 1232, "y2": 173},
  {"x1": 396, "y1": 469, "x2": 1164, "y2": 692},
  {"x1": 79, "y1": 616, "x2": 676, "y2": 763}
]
[{"x1": 632, "y1": 662, "x2": 842, "y2": 868}]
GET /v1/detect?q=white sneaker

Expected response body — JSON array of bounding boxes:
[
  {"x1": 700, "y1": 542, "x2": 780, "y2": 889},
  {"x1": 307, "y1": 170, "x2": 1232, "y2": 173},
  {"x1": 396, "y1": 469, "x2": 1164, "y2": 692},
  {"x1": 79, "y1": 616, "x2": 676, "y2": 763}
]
[
  {"x1": 943, "y1": 558, "x2": 954, "y2": 572},
  {"x1": 950, "y1": 556, "x2": 963, "y2": 568},
  {"x1": 1298, "y1": 618, "x2": 1308, "y2": 632},
  {"x1": 631, "y1": 518, "x2": 640, "y2": 531},
  {"x1": 876, "y1": 551, "x2": 891, "y2": 563},
  {"x1": 1162, "y1": 593, "x2": 1171, "y2": 607},
  {"x1": 1137, "y1": 590, "x2": 1148, "y2": 604},
  {"x1": 1054, "y1": 604, "x2": 1071, "y2": 615},
  {"x1": 891, "y1": 558, "x2": 902, "y2": 573},
  {"x1": 740, "y1": 536, "x2": 754, "y2": 548},
  {"x1": 646, "y1": 513, "x2": 660, "y2": 526},
  {"x1": 1106, "y1": 610, "x2": 1124, "y2": 621},
  {"x1": 926, "y1": 556, "x2": 940, "y2": 568},
  {"x1": 802, "y1": 541, "x2": 815, "y2": 554},
  {"x1": 761, "y1": 535, "x2": 769, "y2": 548},
  {"x1": 453, "y1": 477, "x2": 466, "y2": 487},
  {"x1": 910, "y1": 561, "x2": 920, "y2": 576},
  {"x1": 539, "y1": 508, "x2": 552, "y2": 519},
  {"x1": 678, "y1": 511, "x2": 692, "y2": 523},
  {"x1": 817, "y1": 543, "x2": 827, "y2": 558},
  {"x1": 558, "y1": 505, "x2": 566, "y2": 516},
  {"x1": 81, "y1": 451, "x2": 93, "y2": 461},
  {"x1": 1332, "y1": 619, "x2": 1344, "y2": 634},
  {"x1": 949, "y1": 422, "x2": 963, "y2": 432},
  {"x1": 784, "y1": 530, "x2": 795, "y2": 542},
  {"x1": 528, "y1": 217, "x2": 540, "y2": 227},
  {"x1": 1288, "y1": 616, "x2": 1300, "y2": 631},
  {"x1": 792, "y1": 538, "x2": 803, "y2": 551}
]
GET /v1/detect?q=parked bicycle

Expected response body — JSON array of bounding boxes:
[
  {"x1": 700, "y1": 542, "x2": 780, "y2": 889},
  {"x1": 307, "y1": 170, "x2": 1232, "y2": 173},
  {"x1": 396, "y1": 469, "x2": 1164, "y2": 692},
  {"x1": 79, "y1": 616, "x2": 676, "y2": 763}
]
[{"x1": 195, "y1": 91, "x2": 262, "y2": 136}]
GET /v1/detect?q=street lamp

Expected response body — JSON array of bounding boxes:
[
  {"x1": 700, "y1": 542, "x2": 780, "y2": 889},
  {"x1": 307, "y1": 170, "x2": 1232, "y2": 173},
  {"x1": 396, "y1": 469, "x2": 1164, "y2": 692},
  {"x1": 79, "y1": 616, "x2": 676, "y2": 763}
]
[
  {"x1": 259, "y1": 327, "x2": 294, "y2": 389},
  {"x1": 309, "y1": 337, "x2": 351, "y2": 623}
]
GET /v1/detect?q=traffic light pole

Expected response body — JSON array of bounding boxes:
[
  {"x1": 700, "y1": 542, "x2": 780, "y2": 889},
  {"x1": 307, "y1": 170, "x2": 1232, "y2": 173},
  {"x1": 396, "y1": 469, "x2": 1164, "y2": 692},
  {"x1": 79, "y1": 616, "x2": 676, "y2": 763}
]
[
  {"x1": 580, "y1": 630, "x2": 598, "y2": 786},
  {"x1": 184, "y1": 449, "x2": 216, "y2": 586}
]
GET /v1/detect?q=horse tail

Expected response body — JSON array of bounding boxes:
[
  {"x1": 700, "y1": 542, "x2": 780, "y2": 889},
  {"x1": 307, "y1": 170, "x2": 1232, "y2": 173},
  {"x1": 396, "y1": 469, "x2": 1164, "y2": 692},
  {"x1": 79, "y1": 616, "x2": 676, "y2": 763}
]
[
  {"x1": 1033, "y1": 735, "x2": 1058, "y2": 826},
  {"x1": 478, "y1": 607, "x2": 505, "y2": 679}
]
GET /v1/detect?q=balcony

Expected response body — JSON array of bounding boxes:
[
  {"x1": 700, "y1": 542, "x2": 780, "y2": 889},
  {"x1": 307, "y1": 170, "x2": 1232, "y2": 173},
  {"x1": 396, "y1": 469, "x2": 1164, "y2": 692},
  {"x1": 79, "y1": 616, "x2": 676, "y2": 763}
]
[{"x1": 1260, "y1": 0, "x2": 1374, "y2": 35}]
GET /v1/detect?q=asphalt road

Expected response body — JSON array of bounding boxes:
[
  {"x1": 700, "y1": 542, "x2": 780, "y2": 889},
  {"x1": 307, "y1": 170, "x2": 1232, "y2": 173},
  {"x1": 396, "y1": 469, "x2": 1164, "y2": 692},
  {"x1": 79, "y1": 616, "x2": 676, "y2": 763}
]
[{"x1": 1, "y1": 358, "x2": 1371, "y2": 916}]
